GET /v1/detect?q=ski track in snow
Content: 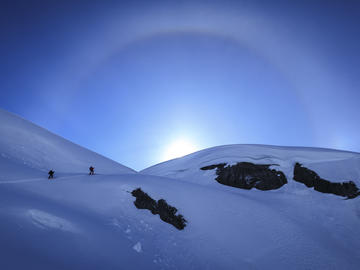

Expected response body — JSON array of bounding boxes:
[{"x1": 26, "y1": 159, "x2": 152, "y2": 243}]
[{"x1": 0, "y1": 178, "x2": 47, "y2": 184}]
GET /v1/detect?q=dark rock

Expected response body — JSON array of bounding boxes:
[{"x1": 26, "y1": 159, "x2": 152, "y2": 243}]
[
  {"x1": 200, "y1": 163, "x2": 226, "y2": 171},
  {"x1": 157, "y1": 199, "x2": 187, "y2": 230},
  {"x1": 131, "y1": 188, "x2": 187, "y2": 230},
  {"x1": 293, "y1": 163, "x2": 360, "y2": 199},
  {"x1": 201, "y1": 162, "x2": 287, "y2": 191},
  {"x1": 131, "y1": 188, "x2": 158, "y2": 214}
]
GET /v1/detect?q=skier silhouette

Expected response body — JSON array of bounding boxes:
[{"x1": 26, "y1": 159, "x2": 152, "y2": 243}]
[
  {"x1": 48, "y1": 170, "x2": 54, "y2": 179},
  {"x1": 89, "y1": 166, "x2": 95, "y2": 175}
]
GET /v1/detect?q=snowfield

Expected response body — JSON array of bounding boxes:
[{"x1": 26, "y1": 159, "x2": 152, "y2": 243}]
[{"x1": 0, "y1": 109, "x2": 360, "y2": 269}]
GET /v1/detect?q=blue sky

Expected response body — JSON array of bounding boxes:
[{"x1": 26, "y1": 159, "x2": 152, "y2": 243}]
[{"x1": 1, "y1": 0, "x2": 359, "y2": 170}]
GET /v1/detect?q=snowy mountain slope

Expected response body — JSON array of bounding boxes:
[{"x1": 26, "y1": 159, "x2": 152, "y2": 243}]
[
  {"x1": 0, "y1": 109, "x2": 134, "y2": 181},
  {"x1": 1, "y1": 109, "x2": 360, "y2": 269},
  {"x1": 1, "y1": 173, "x2": 360, "y2": 269},
  {"x1": 141, "y1": 144, "x2": 360, "y2": 189}
]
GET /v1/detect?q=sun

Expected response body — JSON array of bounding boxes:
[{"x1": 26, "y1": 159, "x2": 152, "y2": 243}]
[{"x1": 162, "y1": 139, "x2": 198, "y2": 161}]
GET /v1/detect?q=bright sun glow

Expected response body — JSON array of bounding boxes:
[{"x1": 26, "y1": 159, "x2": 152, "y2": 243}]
[{"x1": 163, "y1": 139, "x2": 198, "y2": 161}]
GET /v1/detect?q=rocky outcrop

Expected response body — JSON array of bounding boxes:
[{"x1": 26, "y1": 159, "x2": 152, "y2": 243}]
[
  {"x1": 131, "y1": 188, "x2": 187, "y2": 230},
  {"x1": 293, "y1": 163, "x2": 360, "y2": 199},
  {"x1": 201, "y1": 162, "x2": 287, "y2": 190}
]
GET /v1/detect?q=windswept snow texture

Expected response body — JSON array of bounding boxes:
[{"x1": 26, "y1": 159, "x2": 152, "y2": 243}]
[
  {"x1": 0, "y1": 109, "x2": 134, "y2": 182},
  {"x1": 1, "y1": 109, "x2": 360, "y2": 269}
]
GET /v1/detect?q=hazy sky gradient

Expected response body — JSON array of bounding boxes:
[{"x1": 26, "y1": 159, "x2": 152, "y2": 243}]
[{"x1": 1, "y1": 0, "x2": 359, "y2": 170}]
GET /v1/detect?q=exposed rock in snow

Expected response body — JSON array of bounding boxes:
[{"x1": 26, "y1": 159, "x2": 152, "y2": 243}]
[
  {"x1": 132, "y1": 188, "x2": 158, "y2": 214},
  {"x1": 201, "y1": 162, "x2": 287, "y2": 190},
  {"x1": 131, "y1": 188, "x2": 187, "y2": 230},
  {"x1": 200, "y1": 163, "x2": 227, "y2": 171},
  {"x1": 293, "y1": 163, "x2": 360, "y2": 199}
]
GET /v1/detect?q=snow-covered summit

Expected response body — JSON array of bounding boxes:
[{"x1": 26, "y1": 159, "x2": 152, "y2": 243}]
[
  {"x1": 0, "y1": 108, "x2": 134, "y2": 181},
  {"x1": 141, "y1": 144, "x2": 360, "y2": 188}
]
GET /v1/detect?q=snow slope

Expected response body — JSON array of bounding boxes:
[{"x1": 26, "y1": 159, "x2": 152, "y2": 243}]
[
  {"x1": 2, "y1": 173, "x2": 360, "y2": 270},
  {"x1": 1, "y1": 109, "x2": 360, "y2": 269},
  {"x1": 0, "y1": 108, "x2": 134, "y2": 182}
]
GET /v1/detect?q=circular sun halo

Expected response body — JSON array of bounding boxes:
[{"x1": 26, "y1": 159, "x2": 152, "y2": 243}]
[{"x1": 162, "y1": 139, "x2": 198, "y2": 161}]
